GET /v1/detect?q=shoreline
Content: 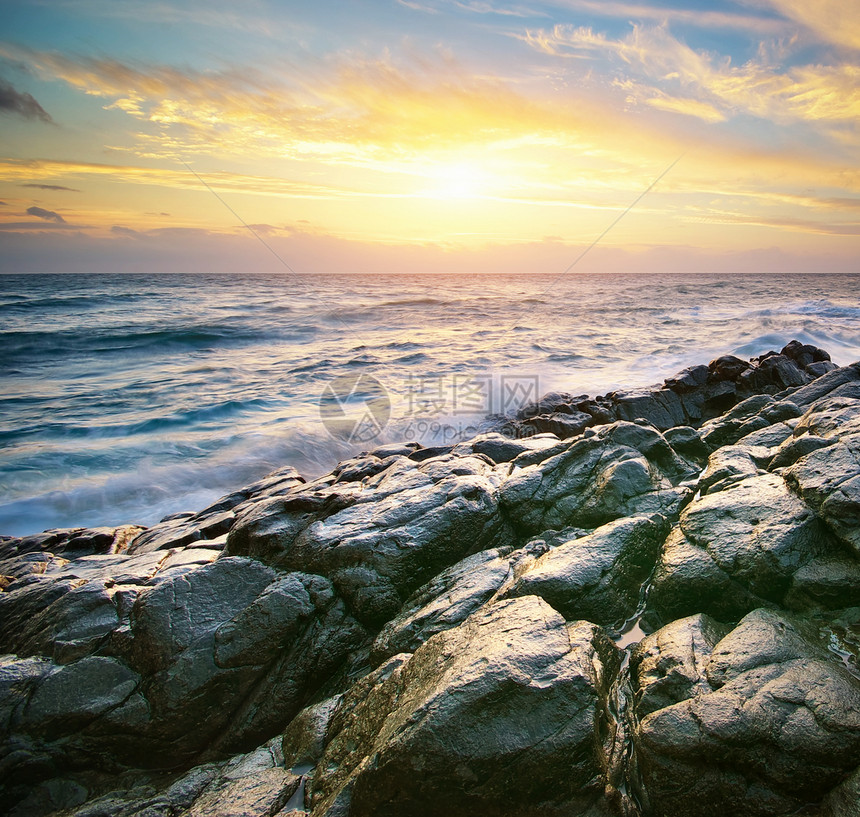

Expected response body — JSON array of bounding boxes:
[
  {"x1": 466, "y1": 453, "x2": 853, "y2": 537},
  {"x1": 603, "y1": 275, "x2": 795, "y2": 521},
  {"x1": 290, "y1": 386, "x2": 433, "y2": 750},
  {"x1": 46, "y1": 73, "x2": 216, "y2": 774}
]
[{"x1": 1, "y1": 340, "x2": 860, "y2": 816}]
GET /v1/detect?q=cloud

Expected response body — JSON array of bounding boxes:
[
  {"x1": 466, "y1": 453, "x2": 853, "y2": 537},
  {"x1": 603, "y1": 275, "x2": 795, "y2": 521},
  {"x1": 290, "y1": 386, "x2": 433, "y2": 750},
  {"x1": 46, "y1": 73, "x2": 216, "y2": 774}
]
[
  {"x1": 28, "y1": 0, "x2": 275, "y2": 35},
  {"x1": 548, "y1": 1, "x2": 791, "y2": 35},
  {"x1": 0, "y1": 77, "x2": 52, "y2": 122},
  {"x1": 26, "y1": 205, "x2": 66, "y2": 222},
  {"x1": 521, "y1": 23, "x2": 860, "y2": 126},
  {"x1": 746, "y1": 0, "x2": 860, "y2": 50},
  {"x1": 0, "y1": 220, "x2": 75, "y2": 230},
  {"x1": 110, "y1": 225, "x2": 144, "y2": 238},
  {"x1": 22, "y1": 183, "x2": 80, "y2": 192},
  {"x1": 695, "y1": 212, "x2": 860, "y2": 236}
]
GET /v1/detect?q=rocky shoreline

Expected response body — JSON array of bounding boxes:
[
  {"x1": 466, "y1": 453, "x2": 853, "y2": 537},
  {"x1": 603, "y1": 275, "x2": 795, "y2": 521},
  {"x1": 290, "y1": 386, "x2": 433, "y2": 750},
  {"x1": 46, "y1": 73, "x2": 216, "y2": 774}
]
[{"x1": 2, "y1": 341, "x2": 860, "y2": 817}]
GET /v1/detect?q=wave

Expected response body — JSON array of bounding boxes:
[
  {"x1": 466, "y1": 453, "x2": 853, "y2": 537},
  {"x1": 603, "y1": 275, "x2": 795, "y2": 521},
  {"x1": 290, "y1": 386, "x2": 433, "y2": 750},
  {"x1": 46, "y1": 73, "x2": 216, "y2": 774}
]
[{"x1": 378, "y1": 297, "x2": 450, "y2": 307}]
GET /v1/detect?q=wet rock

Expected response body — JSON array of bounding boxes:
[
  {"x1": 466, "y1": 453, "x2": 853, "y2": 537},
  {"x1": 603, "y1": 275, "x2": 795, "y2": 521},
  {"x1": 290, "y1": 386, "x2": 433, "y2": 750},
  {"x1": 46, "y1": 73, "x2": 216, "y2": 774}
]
[
  {"x1": 649, "y1": 472, "x2": 836, "y2": 621},
  {"x1": 521, "y1": 410, "x2": 593, "y2": 439},
  {"x1": 699, "y1": 446, "x2": 761, "y2": 494},
  {"x1": 501, "y1": 515, "x2": 670, "y2": 627},
  {"x1": 785, "y1": 557, "x2": 860, "y2": 611},
  {"x1": 125, "y1": 557, "x2": 365, "y2": 763},
  {"x1": 780, "y1": 340, "x2": 831, "y2": 368},
  {"x1": 370, "y1": 547, "x2": 513, "y2": 665},
  {"x1": 770, "y1": 433, "x2": 833, "y2": 469},
  {"x1": 787, "y1": 362, "x2": 860, "y2": 409},
  {"x1": 663, "y1": 425, "x2": 709, "y2": 463},
  {"x1": 226, "y1": 454, "x2": 510, "y2": 627},
  {"x1": 500, "y1": 421, "x2": 696, "y2": 537},
  {"x1": 631, "y1": 613, "x2": 730, "y2": 717},
  {"x1": 453, "y1": 431, "x2": 561, "y2": 463},
  {"x1": 515, "y1": 390, "x2": 576, "y2": 419},
  {"x1": 664, "y1": 364, "x2": 709, "y2": 393},
  {"x1": 648, "y1": 526, "x2": 766, "y2": 623},
  {"x1": 128, "y1": 468, "x2": 306, "y2": 555},
  {"x1": 709, "y1": 354, "x2": 752, "y2": 382},
  {"x1": 785, "y1": 399, "x2": 860, "y2": 557},
  {"x1": 635, "y1": 608, "x2": 860, "y2": 817},
  {"x1": 311, "y1": 596, "x2": 621, "y2": 817},
  {"x1": 821, "y1": 764, "x2": 860, "y2": 817},
  {"x1": 281, "y1": 695, "x2": 343, "y2": 771}
]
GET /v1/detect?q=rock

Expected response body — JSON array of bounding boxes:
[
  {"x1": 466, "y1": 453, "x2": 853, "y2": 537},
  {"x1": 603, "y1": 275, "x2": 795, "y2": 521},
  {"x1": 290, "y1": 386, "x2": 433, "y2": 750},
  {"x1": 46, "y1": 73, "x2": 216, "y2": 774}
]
[
  {"x1": 521, "y1": 410, "x2": 593, "y2": 439},
  {"x1": 821, "y1": 764, "x2": 860, "y2": 817},
  {"x1": 125, "y1": 557, "x2": 365, "y2": 763},
  {"x1": 22, "y1": 655, "x2": 139, "y2": 737},
  {"x1": 226, "y1": 454, "x2": 510, "y2": 627},
  {"x1": 780, "y1": 340, "x2": 831, "y2": 368},
  {"x1": 611, "y1": 388, "x2": 687, "y2": 430},
  {"x1": 663, "y1": 425, "x2": 709, "y2": 462},
  {"x1": 699, "y1": 446, "x2": 761, "y2": 494},
  {"x1": 785, "y1": 398, "x2": 860, "y2": 557},
  {"x1": 785, "y1": 557, "x2": 860, "y2": 611},
  {"x1": 770, "y1": 433, "x2": 833, "y2": 469},
  {"x1": 648, "y1": 526, "x2": 766, "y2": 623},
  {"x1": 631, "y1": 613, "x2": 730, "y2": 717},
  {"x1": 515, "y1": 390, "x2": 575, "y2": 419},
  {"x1": 453, "y1": 431, "x2": 561, "y2": 463},
  {"x1": 501, "y1": 515, "x2": 670, "y2": 628},
  {"x1": 634, "y1": 608, "x2": 860, "y2": 817},
  {"x1": 282, "y1": 695, "x2": 343, "y2": 771},
  {"x1": 39, "y1": 737, "x2": 300, "y2": 817},
  {"x1": 676, "y1": 473, "x2": 828, "y2": 599},
  {"x1": 370, "y1": 547, "x2": 513, "y2": 665},
  {"x1": 664, "y1": 364, "x2": 709, "y2": 393},
  {"x1": 311, "y1": 596, "x2": 621, "y2": 817},
  {"x1": 786, "y1": 362, "x2": 860, "y2": 409},
  {"x1": 709, "y1": 354, "x2": 752, "y2": 381},
  {"x1": 740, "y1": 354, "x2": 811, "y2": 391},
  {"x1": 500, "y1": 421, "x2": 696, "y2": 537}
]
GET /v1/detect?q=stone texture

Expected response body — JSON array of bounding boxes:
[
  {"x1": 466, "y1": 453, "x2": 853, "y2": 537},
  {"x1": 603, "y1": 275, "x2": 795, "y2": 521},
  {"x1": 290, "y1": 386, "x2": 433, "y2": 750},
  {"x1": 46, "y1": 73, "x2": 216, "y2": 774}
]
[{"x1": 311, "y1": 596, "x2": 621, "y2": 817}]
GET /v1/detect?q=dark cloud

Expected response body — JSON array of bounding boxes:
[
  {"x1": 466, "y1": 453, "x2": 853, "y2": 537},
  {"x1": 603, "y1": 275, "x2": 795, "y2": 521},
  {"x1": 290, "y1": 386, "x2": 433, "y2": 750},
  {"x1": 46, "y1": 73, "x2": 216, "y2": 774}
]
[
  {"x1": 27, "y1": 205, "x2": 66, "y2": 223},
  {"x1": 111, "y1": 225, "x2": 144, "y2": 238},
  {"x1": 0, "y1": 221, "x2": 75, "y2": 230},
  {"x1": 22, "y1": 183, "x2": 80, "y2": 192},
  {"x1": 0, "y1": 77, "x2": 52, "y2": 122}
]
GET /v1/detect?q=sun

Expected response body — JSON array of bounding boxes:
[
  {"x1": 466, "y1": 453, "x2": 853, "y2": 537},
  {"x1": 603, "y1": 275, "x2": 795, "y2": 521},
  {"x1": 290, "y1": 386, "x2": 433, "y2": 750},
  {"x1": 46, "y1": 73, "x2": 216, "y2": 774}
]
[{"x1": 421, "y1": 160, "x2": 489, "y2": 200}]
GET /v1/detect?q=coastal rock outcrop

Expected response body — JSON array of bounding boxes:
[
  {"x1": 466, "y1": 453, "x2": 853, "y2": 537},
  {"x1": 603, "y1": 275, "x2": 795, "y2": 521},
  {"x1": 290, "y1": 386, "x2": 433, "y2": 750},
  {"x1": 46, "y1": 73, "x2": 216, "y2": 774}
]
[{"x1": 1, "y1": 344, "x2": 859, "y2": 817}]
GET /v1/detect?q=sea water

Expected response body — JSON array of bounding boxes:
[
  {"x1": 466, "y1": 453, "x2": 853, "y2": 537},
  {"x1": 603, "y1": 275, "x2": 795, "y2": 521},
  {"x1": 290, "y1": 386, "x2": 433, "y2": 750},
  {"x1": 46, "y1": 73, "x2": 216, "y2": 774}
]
[{"x1": 2, "y1": 272, "x2": 859, "y2": 536}]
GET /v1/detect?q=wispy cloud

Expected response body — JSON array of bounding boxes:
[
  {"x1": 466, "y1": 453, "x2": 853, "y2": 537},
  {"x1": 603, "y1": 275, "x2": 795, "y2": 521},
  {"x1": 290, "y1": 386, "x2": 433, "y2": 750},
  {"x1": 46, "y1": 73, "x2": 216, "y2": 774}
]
[
  {"x1": 0, "y1": 77, "x2": 52, "y2": 122},
  {"x1": 548, "y1": 1, "x2": 791, "y2": 35},
  {"x1": 22, "y1": 183, "x2": 80, "y2": 191},
  {"x1": 746, "y1": 0, "x2": 860, "y2": 50},
  {"x1": 26, "y1": 204, "x2": 65, "y2": 222},
  {"x1": 25, "y1": 0, "x2": 276, "y2": 35},
  {"x1": 521, "y1": 22, "x2": 860, "y2": 126}
]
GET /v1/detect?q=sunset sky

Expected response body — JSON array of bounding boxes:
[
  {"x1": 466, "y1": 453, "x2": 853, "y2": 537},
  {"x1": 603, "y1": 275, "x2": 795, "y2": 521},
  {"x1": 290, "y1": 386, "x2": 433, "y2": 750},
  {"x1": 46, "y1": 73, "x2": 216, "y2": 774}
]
[{"x1": 1, "y1": 0, "x2": 858, "y2": 273}]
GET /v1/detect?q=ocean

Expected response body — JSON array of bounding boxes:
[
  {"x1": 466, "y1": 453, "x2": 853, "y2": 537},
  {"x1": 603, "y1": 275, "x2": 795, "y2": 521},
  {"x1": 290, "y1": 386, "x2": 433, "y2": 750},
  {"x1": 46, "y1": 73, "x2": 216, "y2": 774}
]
[{"x1": 2, "y1": 272, "x2": 859, "y2": 537}]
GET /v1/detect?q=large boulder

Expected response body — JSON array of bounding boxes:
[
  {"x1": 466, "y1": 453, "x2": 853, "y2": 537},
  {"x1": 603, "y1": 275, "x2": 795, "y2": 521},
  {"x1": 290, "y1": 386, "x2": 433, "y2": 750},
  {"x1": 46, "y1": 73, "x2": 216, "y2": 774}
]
[
  {"x1": 226, "y1": 454, "x2": 511, "y2": 627},
  {"x1": 785, "y1": 394, "x2": 860, "y2": 557},
  {"x1": 633, "y1": 609, "x2": 860, "y2": 817},
  {"x1": 649, "y1": 472, "x2": 837, "y2": 621},
  {"x1": 0, "y1": 555, "x2": 366, "y2": 795},
  {"x1": 499, "y1": 421, "x2": 696, "y2": 537},
  {"x1": 310, "y1": 596, "x2": 622, "y2": 817},
  {"x1": 501, "y1": 514, "x2": 670, "y2": 628}
]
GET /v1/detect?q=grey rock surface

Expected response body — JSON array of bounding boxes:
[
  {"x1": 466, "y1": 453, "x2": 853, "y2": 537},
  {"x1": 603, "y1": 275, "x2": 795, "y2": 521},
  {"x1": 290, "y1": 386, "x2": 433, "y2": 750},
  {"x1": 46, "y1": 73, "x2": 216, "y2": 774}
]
[{"x1": 1, "y1": 347, "x2": 858, "y2": 817}]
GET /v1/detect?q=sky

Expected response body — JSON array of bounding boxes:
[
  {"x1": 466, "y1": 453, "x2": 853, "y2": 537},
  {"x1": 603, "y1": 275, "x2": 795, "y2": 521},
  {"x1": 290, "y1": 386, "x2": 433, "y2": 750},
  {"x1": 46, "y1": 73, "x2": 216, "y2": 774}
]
[{"x1": 0, "y1": 0, "x2": 858, "y2": 273}]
